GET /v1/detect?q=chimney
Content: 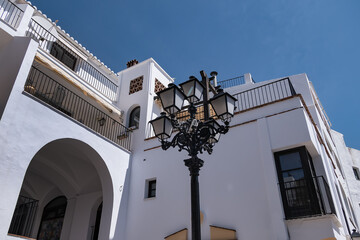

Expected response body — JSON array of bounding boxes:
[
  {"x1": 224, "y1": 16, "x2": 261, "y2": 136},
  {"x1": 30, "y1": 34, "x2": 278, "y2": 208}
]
[{"x1": 126, "y1": 59, "x2": 138, "y2": 68}]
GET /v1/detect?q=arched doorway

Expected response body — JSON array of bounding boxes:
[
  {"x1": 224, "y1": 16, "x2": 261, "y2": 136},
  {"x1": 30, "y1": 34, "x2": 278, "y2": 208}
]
[
  {"x1": 8, "y1": 139, "x2": 114, "y2": 240},
  {"x1": 37, "y1": 196, "x2": 67, "y2": 240}
]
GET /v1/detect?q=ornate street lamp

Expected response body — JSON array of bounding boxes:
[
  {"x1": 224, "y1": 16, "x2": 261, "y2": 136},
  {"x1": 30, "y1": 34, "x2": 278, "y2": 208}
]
[{"x1": 149, "y1": 71, "x2": 237, "y2": 240}]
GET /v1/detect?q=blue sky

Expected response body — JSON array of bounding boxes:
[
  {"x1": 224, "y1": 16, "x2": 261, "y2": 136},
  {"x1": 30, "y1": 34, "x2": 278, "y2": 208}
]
[{"x1": 30, "y1": 0, "x2": 360, "y2": 149}]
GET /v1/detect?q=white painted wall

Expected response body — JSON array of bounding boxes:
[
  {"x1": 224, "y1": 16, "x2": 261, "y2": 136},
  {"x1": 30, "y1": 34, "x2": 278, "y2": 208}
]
[
  {"x1": 0, "y1": 37, "x2": 131, "y2": 240},
  {"x1": 0, "y1": 36, "x2": 36, "y2": 118},
  {"x1": 121, "y1": 71, "x2": 346, "y2": 239}
]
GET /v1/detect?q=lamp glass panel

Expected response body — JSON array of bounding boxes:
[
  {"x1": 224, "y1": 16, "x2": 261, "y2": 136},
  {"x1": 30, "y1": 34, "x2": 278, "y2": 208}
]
[
  {"x1": 180, "y1": 79, "x2": 204, "y2": 103},
  {"x1": 164, "y1": 117, "x2": 173, "y2": 138},
  {"x1": 194, "y1": 81, "x2": 204, "y2": 101},
  {"x1": 173, "y1": 88, "x2": 185, "y2": 113},
  {"x1": 210, "y1": 95, "x2": 227, "y2": 117},
  {"x1": 151, "y1": 117, "x2": 165, "y2": 138},
  {"x1": 158, "y1": 88, "x2": 175, "y2": 111},
  {"x1": 180, "y1": 81, "x2": 195, "y2": 98},
  {"x1": 226, "y1": 94, "x2": 236, "y2": 115}
]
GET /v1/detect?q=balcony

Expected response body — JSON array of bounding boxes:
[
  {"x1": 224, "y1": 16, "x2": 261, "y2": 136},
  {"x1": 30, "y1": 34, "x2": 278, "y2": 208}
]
[
  {"x1": 24, "y1": 66, "x2": 131, "y2": 151},
  {"x1": 279, "y1": 176, "x2": 336, "y2": 220},
  {"x1": 0, "y1": 0, "x2": 23, "y2": 28},
  {"x1": 176, "y1": 77, "x2": 296, "y2": 122},
  {"x1": 26, "y1": 19, "x2": 117, "y2": 101}
]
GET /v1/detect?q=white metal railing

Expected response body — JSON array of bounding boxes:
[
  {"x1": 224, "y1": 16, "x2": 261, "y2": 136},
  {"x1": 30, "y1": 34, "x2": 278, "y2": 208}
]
[
  {"x1": 0, "y1": 0, "x2": 23, "y2": 28},
  {"x1": 26, "y1": 18, "x2": 118, "y2": 101}
]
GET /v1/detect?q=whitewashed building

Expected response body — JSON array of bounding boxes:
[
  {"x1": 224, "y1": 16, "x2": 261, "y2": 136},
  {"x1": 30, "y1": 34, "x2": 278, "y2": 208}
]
[{"x1": 1, "y1": 1, "x2": 360, "y2": 240}]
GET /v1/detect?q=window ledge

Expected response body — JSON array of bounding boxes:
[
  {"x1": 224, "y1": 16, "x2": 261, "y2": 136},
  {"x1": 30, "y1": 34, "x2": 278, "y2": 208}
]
[{"x1": 144, "y1": 197, "x2": 156, "y2": 200}]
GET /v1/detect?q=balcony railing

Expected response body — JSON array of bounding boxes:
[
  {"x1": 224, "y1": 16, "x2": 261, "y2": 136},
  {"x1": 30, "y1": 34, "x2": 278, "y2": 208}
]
[
  {"x1": 0, "y1": 0, "x2": 23, "y2": 28},
  {"x1": 217, "y1": 75, "x2": 245, "y2": 89},
  {"x1": 26, "y1": 19, "x2": 117, "y2": 101},
  {"x1": 176, "y1": 78, "x2": 296, "y2": 122},
  {"x1": 280, "y1": 176, "x2": 336, "y2": 219},
  {"x1": 8, "y1": 195, "x2": 38, "y2": 238},
  {"x1": 24, "y1": 66, "x2": 131, "y2": 151},
  {"x1": 232, "y1": 78, "x2": 296, "y2": 112}
]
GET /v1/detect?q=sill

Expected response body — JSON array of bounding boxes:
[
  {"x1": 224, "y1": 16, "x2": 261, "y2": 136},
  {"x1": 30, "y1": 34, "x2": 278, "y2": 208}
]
[
  {"x1": 7, "y1": 233, "x2": 36, "y2": 240},
  {"x1": 285, "y1": 214, "x2": 339, "y2": 225},
  {"x1": 144, "y1": 196, "x2": 156, "y2": 200}
]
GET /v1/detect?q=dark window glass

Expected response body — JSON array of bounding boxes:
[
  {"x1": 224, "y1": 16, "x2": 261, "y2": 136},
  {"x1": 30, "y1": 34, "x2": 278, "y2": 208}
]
[
  {"x1": 129, "y1": 107, "x2": 140, "y2": 129},
  {"x1": 50, "y1": 42, "x2": 77, "y2": 70},
  {"x1": 279, "y1": 152, "x2": 302, "y2": 171},
  {"x1": 282, "y1": 169, "x2": 305, "y2": 181},
  {"x1": 38, "y1": 196, "x2": 67, "y2": 240},
  {"x1": 147, "y1": 180, "x2": 156, "y2": 198},
  {"x1": 353, "y1": 168, "x2": 360, "y2": 180}
]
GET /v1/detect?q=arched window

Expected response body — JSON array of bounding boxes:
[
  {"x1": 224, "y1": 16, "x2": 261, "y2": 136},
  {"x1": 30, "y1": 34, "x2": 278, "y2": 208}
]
[
  {"x1": 129, "y1": 107, "x2": 140, "y2": 129},
  {"x1": 37, "y1": 196, "x2": 67, "y2": 240}
]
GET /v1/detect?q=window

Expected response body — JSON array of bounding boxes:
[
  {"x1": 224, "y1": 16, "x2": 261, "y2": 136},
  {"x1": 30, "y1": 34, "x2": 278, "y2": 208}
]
[
  {"x1": 129, "y1": 107, "x2": 140, "y2": 129},
  {"x1": 146, "y1": 179, "x2": 156, "y2": 198},
  {"x1": 37, "y1": 196, "x2": 67, "y2": 240},
  {"x1": 353, "y1": 167, "x2": 360, "y2": 180},
  {"x1": 50, "y1": 42, "x2": 77, "y2": 70},
  {"x1": 274, "y1": 146, "x2": 321, "y2": 219}
]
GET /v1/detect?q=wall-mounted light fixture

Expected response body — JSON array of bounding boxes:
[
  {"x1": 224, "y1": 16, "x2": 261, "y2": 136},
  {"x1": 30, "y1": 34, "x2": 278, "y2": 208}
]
[{"x1": 98, "y1": 117, "x2": 106, "y2": 126}]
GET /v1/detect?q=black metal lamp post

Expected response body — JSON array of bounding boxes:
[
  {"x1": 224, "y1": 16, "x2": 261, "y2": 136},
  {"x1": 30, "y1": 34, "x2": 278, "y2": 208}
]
[{"x1": 149, "y1": 71, "x2": 237, "y2": 240}]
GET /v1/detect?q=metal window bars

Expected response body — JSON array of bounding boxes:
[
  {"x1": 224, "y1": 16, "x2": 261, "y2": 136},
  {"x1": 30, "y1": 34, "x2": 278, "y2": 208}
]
[
  {"x1": 24, "y1": 66, "x2": 132, "y2": 151},
  {"x1": 26, "y1": 19, "x2": 118, "y2": 101},
  {"x1": 0, "y1": 0, "x2": 23, "y2": 28},
  {"x1": 8, "y1": 195, "x2": 38, "y2": 238},
  {"x1": 280, "y1": 176, "x2": 336, "y2": 219}
]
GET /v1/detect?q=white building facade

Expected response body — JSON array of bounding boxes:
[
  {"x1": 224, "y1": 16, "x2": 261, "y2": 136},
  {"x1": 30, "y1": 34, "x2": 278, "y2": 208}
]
[{"x1": 0, "y1": 1, "x2": 359, "y2": 239}]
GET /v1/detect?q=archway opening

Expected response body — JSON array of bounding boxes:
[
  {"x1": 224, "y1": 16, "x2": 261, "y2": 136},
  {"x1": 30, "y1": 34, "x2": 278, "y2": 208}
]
[{"x1": 8, "y1": 138, "x2": 113, "y2": 240}]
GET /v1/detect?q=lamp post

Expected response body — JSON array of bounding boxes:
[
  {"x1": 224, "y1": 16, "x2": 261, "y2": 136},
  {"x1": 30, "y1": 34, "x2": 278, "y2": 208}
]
[{"x1": 149, "y1": 71, "x2": 237, "y2": 240}]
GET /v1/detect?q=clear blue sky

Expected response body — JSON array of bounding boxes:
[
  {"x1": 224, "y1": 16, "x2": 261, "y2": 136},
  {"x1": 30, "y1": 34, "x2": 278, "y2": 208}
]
[{"x1": 30, "y1": 0, "x2": 359, "y2": 149}]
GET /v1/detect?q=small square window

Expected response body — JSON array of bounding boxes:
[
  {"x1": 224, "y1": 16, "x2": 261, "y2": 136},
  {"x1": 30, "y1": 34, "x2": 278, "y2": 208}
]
[
  {"x1": 145, "y1": 179, "x2": 156, "y2": 198},
  {"x1": 353, "y1": 167, "x2": 360, "y2": 180}
]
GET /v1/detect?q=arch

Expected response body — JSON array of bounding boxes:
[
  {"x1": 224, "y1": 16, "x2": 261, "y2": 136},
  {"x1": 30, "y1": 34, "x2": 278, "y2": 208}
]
[
  {"x1": 9, "y1": 138, "x2": 114, "y2": 240},
  {"x1": 128, "y1": 106, "x2": 140, "y2": 129}
]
